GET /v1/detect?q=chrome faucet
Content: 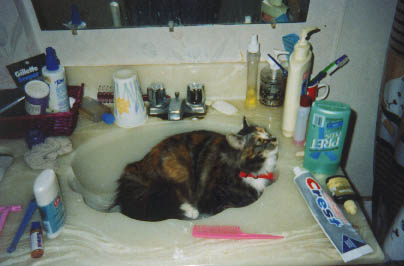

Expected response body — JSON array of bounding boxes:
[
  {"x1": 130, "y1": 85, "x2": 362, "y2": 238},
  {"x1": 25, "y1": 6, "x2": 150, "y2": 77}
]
[
  {"x1": 147, "y1": 83, "x2": 170, "y2": 116},
  {"x1": 147, "y1": 82, "x2": 207, "y2": 120}
]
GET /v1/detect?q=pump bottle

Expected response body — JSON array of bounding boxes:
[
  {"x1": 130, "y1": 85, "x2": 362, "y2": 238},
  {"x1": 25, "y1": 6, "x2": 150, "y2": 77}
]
[
  {"x1": 245, "y1": 34, "x2": 260, "y2": 109},
  {"x1": 281, "y1": 27, "x2": 318, "y2": 137}
]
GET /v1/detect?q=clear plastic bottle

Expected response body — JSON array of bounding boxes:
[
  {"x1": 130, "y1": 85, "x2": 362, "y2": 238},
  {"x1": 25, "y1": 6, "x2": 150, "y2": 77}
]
[
  {"x1": 281, "y1": 27, "x2": 318, "y2": 137},
  {"x1": 259, "y1": 51, "x2": 288, "y2": 107},
  {"x1": 245, "y1": 34, "x2": 260, "y2": 109}
]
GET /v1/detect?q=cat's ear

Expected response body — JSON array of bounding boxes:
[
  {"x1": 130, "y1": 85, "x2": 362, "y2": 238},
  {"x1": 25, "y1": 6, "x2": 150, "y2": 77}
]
[
  {"x1": 242, "y1": 117, "x2": 249, "y2": 130},
  {"x1": 226, "y1": 133, "x2": 246, "y2": 150}
]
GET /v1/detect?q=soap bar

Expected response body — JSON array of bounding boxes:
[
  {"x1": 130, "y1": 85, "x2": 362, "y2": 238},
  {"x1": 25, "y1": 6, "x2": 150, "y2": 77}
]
[{"x1": 212, "y1": 100, "x2": 238, "y2": 115}]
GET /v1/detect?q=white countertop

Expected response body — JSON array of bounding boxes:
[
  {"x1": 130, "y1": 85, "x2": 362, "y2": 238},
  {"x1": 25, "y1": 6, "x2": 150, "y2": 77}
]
[{"x1": 0, "y1": 101, "x2": 384, "y2": 265}]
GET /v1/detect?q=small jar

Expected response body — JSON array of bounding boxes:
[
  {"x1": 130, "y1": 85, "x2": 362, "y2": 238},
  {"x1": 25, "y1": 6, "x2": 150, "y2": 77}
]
[{"x1": 30, "y1": 221, "x2": 44, "y2": 258}]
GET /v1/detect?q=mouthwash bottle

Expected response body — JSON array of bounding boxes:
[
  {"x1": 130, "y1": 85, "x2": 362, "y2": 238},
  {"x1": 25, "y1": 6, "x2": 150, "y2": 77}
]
[{"x1": 303, "y1": 100, "x2": 351, "y2": 175}]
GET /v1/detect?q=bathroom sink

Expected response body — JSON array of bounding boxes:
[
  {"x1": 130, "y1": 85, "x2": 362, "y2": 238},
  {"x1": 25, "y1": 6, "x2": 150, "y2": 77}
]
[{"x1": 41, "y1": 111, "x2": 383, "y2": 265}]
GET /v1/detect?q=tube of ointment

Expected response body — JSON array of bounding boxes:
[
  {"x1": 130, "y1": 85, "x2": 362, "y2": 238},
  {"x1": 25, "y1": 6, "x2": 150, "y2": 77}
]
[{"x1": 293, "y1": 166, "x2": 373, "y2": 262}]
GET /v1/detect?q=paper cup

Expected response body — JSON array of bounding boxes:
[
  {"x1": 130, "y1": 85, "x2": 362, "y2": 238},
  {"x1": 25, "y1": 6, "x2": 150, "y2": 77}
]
[
  {"x1": 24, "y1": 80, "x2": 50, "y2": 115},
  {"x1": 113, "y1": 69, "x2": 147, "y2": 128}
]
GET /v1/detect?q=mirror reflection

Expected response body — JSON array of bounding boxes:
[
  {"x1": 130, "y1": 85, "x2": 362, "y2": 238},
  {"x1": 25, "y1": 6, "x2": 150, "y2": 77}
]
[{"x1": 32, "y1": 0, "x2": 310, "y2": 30}]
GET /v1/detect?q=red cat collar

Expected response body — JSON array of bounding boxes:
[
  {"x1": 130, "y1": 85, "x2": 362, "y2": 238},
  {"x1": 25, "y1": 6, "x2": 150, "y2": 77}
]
[{"x1": 239, "y1": 171, "x2": 274, "y2": 180}]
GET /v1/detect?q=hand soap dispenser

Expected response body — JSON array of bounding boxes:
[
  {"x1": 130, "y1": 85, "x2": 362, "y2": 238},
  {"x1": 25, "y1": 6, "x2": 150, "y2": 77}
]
[
  {"x1": 245, "y1": 34, "x2": 261, "y2": 109},
  {"x1": 281, "y1": 27, "x2": 318, "y2": 138}
]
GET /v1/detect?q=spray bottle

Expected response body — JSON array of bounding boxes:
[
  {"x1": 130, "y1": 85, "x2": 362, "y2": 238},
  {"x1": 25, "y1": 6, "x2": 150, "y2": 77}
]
[
  {"x1": 245, "y1": 34, "x2": 260, "y2": 109},
  {"x1": 281, "y1": 27, "x2": 318, "y2": 137}
]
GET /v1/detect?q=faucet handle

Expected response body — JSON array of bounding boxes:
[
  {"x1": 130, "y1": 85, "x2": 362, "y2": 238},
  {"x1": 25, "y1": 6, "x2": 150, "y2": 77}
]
[
  {"x1": 147, "y1": 83, "x2": 168, "y2": 107},
  {"x1": 187, "y1": 83, "x2": 205, "y2": 105}
]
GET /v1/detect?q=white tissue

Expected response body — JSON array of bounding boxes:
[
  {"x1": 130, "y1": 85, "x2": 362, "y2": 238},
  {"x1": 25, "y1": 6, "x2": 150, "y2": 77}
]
[{"x1": 24, "y1": 137, "x2": 73, "y2": 170}]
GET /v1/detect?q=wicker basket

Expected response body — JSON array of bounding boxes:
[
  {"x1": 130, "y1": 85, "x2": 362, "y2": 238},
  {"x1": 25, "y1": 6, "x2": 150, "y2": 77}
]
[{"x1": 0, "y1": 84, "x2": 84, "y2": 139}]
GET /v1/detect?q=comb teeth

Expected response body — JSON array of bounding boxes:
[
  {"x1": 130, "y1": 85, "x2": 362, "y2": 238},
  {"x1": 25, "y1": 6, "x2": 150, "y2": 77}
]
[
  {"x1": 192, "y1": 225, "x2": 284, "y2": 240},
  {"x1": 193, "y1": 225, "x2": 241, "y2": 234}
]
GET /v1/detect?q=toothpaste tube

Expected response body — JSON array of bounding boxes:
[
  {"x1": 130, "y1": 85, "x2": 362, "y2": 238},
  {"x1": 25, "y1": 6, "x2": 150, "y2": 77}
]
[{"x1": 293, "y1": 166, "x2": 373, "y2": 262}]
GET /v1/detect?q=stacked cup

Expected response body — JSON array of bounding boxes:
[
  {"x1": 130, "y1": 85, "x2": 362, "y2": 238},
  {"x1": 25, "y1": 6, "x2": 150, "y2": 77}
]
[{"x1": 113, "y1": 69, "x2": 147, "y2": 128}]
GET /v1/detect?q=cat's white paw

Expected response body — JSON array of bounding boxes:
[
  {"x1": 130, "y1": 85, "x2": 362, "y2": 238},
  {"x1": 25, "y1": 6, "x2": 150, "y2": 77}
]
[{"x1": 180, "y1": 203, "x2": 199, "y2": 219}]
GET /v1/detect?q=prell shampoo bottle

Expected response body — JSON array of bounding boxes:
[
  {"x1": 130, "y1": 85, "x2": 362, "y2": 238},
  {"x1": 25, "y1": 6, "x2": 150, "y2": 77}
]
[{"x1": 281, "y1": 27, "x2": 318, "y2": 138}]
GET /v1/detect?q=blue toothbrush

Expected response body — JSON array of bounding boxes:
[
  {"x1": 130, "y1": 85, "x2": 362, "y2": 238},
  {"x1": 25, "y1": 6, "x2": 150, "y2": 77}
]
[{"x1": 7, "y1": 198, "x2": 37, "y2": 253}]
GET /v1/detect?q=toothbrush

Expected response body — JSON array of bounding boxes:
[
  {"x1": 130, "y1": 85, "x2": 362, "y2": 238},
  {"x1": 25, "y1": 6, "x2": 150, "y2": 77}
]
[
  {"x1": 192, "y1": 225, "x2": 284, "y2": 240},
  {"x1": 267, "y1": 53, "x2": 288, "y2": 76},
  {"x1": 7, "y1": 199, "x2": 37, "y2": 253},
  {"x1": 310, "y1": 55, "x2": 349, "y2": 85}
]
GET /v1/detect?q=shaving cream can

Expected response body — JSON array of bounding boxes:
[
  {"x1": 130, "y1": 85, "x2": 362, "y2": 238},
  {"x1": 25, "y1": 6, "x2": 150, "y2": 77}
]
[{"x1": 42, "y1": 65, "x2": 69, "y2": 113}]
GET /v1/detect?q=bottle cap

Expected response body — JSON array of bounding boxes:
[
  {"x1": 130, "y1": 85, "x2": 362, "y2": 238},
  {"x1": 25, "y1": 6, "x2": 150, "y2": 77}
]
[
  {"x1": 248, "y1": 34, "x2": 259, "y2": 53},
  {"x1": 30, "y1": 221, "x2": 42, "y2": 231},
  {"x1": 45, "y1": 47, "x2": 59, "y2": 71},
  {"x1": 300, "y1": 95, "x2": 312, "y2": 107},
  {"x1": 102, "y1": 113, "x2": 115, "y2": 124}
]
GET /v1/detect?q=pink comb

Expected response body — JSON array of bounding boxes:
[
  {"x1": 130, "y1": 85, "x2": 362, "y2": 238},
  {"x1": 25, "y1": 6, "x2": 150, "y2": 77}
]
[
  {"x1": 192, "y1": 225, "x2": 284, "y2": 240},
  {"x1": 0, "y1": 205, "x2": 22, "y2": 234}
]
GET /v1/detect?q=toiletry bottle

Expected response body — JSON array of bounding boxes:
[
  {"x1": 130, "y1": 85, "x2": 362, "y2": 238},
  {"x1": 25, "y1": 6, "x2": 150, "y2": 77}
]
[
  {"x1": 81, "y1": 96, "x2": 113, "y2": 122},
  {"x1": 42, "y1": 47, "x2": 70, "y2": 113},
  {"x1": 245, "y1": 34, "x2": 260, "y2": 109},
  {"x1": 259, "y1": 50, "x2": 288, "y2": 107},
  {"x1": 33, "y1": 169, "x2": 65, "y2": 239},
  {"x1": 326, "y1": 175, "x2": 358, "y2": 215},
  {"x1": 30, "y1": 221, "x2": 44, "y2": 258},
  {"x1": 281, "y1": 27, "x2": 318, "y2": 137},
  {"x1": 293, "y1": 95, "x2": 312, "y2": 145},
  {"x1": 303, "y1": 100, "x2": 351, "y2": 175}
]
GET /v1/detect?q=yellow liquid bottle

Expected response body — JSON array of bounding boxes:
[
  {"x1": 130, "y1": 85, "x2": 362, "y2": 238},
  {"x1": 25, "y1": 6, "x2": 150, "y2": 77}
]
[{"x1": 245, "y1": 34, "x2": 260, "y2": 109}]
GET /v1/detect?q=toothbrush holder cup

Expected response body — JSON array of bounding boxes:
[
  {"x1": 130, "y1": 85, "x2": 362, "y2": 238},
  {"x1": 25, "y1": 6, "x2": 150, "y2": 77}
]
[{"x1": 307, "y1": 82, "x2": 330, "y2": 102}]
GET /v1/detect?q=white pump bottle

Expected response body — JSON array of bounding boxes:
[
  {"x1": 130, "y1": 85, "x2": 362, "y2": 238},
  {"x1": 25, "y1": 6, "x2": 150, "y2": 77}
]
[{"x1": 281, "y1": 27, "x2": 318, "y2": 138}]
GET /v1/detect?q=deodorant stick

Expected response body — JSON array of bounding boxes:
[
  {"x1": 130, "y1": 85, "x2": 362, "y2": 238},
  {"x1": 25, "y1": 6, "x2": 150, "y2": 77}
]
[{"x1": 33, "y1": 169, "x2": 65, "y2": 239}]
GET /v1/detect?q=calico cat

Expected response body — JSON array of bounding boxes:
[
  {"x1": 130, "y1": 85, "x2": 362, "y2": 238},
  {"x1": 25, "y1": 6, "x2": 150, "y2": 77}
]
[{"x1": 112, "y1": 118, "x2": 278, "y2": 221}]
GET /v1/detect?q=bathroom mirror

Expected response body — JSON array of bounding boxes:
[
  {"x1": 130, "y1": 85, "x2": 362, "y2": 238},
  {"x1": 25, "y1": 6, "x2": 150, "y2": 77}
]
[{"x1": 31, "y1": 0, "x2": 310, "y2": 30}]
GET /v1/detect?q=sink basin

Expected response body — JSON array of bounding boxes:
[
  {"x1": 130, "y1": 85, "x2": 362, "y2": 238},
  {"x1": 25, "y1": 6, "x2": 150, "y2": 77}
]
[{"x1": 70, "y1": 118, "x2": 242, "y2": 212}]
